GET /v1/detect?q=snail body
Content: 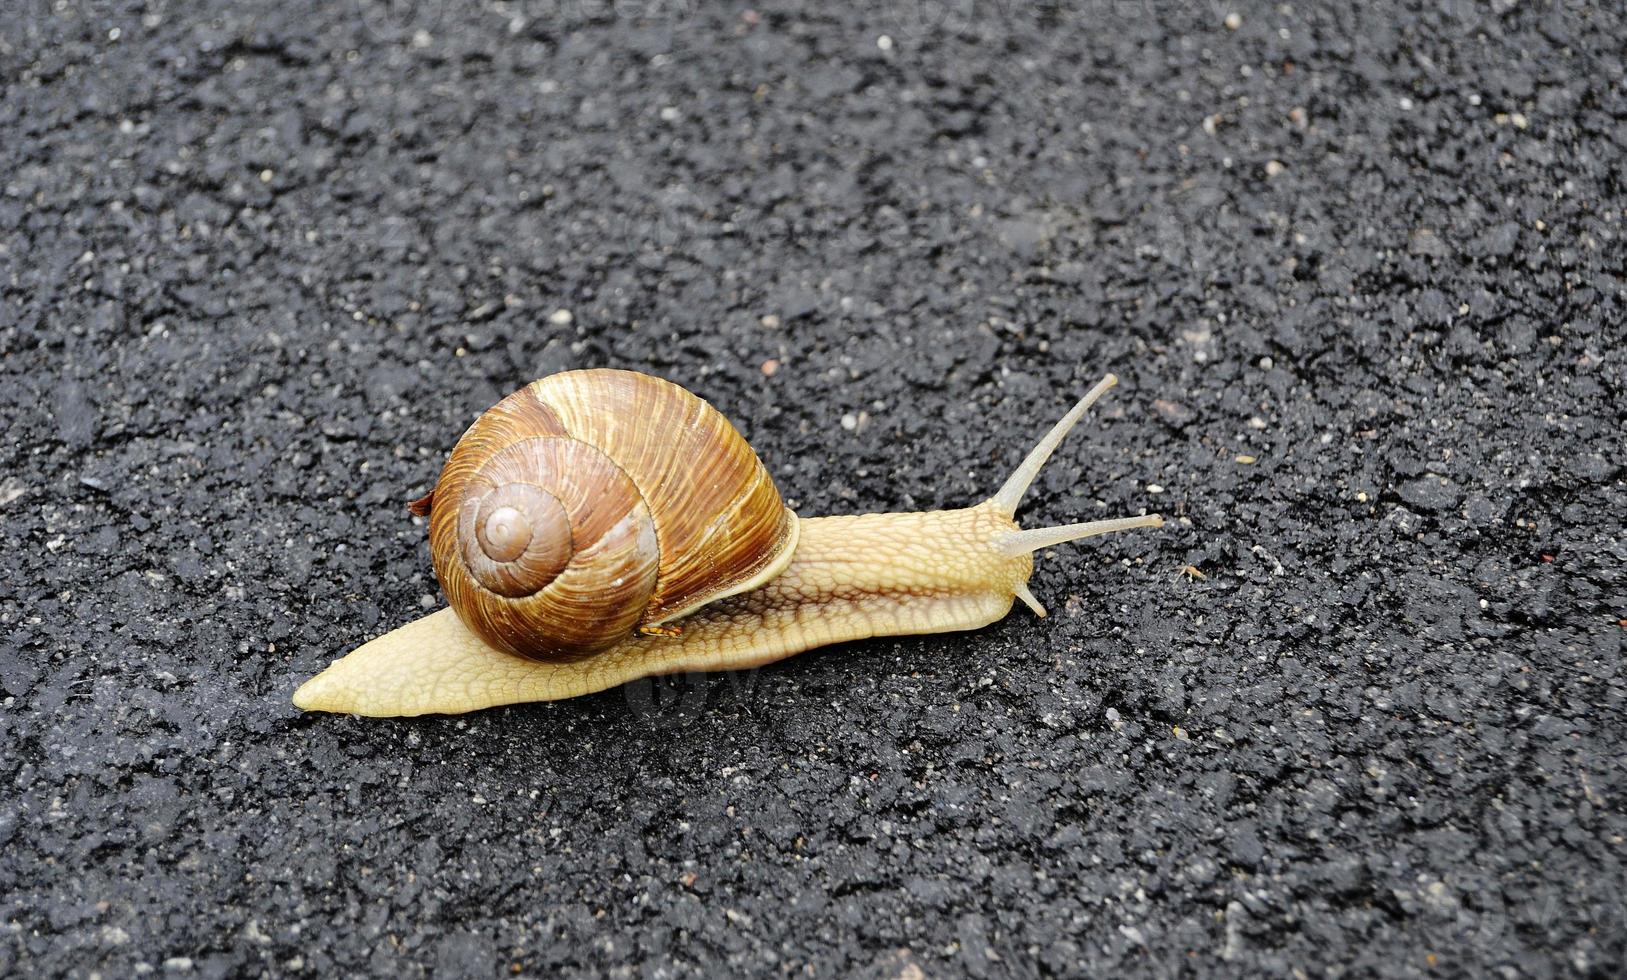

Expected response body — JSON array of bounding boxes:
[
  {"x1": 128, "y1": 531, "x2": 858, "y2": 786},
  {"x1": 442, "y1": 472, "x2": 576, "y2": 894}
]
[{"x1": 294, "y1": 369, "x2": 1161, "y2": 717}]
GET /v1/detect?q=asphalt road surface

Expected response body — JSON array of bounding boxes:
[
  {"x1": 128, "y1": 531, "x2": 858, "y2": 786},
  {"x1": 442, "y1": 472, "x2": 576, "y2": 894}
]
[{"x1": 2, "y1": 0, "x2": 1623, "y2": 976}]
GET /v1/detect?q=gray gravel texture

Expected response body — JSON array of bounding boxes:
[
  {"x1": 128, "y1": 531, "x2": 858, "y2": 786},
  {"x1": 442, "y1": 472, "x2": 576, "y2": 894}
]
[{"x1": 3, "y1": 0, "x2": 1625, "y2": 976}]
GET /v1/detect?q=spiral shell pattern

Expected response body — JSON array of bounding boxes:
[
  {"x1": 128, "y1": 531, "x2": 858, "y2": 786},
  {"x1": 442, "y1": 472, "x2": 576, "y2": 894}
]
[{"x1": 425, "y1": 369, "x2": 797, "y2": 661}]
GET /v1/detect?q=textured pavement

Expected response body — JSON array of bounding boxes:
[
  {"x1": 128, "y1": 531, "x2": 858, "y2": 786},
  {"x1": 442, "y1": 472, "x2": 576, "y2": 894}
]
[{"x1": 2, "y1": 0, "x2": 1624, "y2": 976}]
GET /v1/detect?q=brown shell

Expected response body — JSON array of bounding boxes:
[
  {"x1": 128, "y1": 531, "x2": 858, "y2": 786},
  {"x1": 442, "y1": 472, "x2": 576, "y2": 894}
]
[{"x1": 424, "y1": 369, "x2": 798, "y2": 661}]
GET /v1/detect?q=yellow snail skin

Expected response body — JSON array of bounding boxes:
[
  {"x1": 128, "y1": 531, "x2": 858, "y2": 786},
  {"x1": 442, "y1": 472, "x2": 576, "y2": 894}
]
[{"x1": 294, "y1": 371, "x2": 1161, "y2": 717}]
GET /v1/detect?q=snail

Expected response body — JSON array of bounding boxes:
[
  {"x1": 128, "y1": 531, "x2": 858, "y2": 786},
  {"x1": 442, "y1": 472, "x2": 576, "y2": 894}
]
[{"x1": 293, "y1": 368, "x2": 1162, "y2": 717}]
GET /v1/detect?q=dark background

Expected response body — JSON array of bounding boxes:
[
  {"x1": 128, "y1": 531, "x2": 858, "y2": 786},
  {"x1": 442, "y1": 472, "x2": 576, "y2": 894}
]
[{"x1": 3, "y1": 0, "x2": 1624, "y2": 976}]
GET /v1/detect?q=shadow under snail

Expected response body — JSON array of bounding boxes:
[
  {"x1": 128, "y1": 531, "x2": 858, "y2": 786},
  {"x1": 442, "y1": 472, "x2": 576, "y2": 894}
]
[{"x1": 294, "y1": 368, "x2": 1162, "y2": 717}]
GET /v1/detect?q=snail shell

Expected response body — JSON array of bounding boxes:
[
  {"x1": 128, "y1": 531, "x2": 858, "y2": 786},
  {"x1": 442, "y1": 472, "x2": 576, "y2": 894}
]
[{"x1": 421, "y1": 369, "x2": 798, "y2": 661}]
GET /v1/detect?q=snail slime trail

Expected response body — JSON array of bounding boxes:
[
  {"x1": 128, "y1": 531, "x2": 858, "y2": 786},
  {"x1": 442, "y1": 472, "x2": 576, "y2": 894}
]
[{"x1": 294, "y1": 369, "x2": 1162, "y2": 717}]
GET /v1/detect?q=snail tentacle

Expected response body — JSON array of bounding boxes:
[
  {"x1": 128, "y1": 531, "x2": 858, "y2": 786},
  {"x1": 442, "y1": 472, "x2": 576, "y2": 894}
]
[{"x1": 990, "y1": 373, "x2": 1121, "y2": 517}]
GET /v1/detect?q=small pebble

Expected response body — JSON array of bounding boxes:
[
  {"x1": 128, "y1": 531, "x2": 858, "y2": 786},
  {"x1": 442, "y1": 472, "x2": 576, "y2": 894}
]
[
  {"x1": 1224, "y1": 12, "x2": 1242, "y2": 30},
  {"x1": 548, "y1": 308, "x2": 573, "y2": 326},
  {"x1": 1153, "y1": 399, "x2": 1195, "y2": 426},
  {"x1": 760, "y1": 358, "x2": 780, "y2": 377},
  {"x1": 876, "y1": 35, "x2": 893, "y2": 51},
  {"x1": 1235, "y1": 454, "x2": 1256, "y2": 465}
]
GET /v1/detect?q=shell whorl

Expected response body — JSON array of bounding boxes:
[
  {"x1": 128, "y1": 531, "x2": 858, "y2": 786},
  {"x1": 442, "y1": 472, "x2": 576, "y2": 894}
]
[
  {"x1": 459, "y1": 478, "x2": 571, "y2": 597},
  {"x1": 425, "y1": 369, "x2": 797, "y2": 662}
]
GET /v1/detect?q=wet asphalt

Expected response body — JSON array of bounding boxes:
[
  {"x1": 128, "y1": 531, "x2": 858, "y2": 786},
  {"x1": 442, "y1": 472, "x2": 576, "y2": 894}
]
[{"x1": 2, "y1": 0, "x2": 1624, "y2": 976}]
